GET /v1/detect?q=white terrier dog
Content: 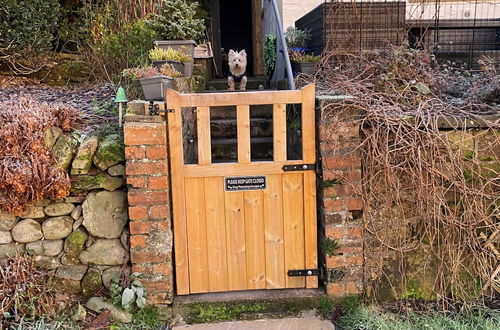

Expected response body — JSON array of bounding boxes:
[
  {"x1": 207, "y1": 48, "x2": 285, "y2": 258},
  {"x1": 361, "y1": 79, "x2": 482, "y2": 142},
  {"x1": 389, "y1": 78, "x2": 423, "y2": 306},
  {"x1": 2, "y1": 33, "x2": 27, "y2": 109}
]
[{"x1": 227, "y1": 49, "x2": 247, "y2": 91}]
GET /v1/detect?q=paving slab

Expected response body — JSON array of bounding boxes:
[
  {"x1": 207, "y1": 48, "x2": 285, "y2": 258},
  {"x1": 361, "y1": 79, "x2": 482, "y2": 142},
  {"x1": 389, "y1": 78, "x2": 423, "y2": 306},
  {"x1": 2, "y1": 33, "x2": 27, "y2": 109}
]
[{"x1": 173, "y1": 316, "x2": 334, "y2": 330}]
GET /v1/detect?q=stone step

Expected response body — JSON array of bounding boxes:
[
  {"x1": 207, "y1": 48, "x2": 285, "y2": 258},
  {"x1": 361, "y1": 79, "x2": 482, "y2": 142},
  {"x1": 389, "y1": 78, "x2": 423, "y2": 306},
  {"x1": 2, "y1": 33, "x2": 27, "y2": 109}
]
[
  {"x1": 209, "y1": 104, "x2": 273, "y2": 120},
  {"x1": 212, "y1": 137, "x2": 273, "y2": 162},
  {"x1": 206, "y1": 76, "x2": 268, "y2": 91},
  {"x1": 211, "y1": 118, "x2": 273, "y2": 139}
]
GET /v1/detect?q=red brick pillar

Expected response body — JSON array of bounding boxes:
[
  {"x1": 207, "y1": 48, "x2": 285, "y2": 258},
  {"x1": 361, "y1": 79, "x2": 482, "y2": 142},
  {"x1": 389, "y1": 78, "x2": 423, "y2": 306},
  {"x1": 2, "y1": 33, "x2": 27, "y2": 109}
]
[
  {"x1": 318, "y1": 98, "x2": 364, "y2": 296},
  {"x1": 123, "y1": 116, "x2": 173, "y2": 305}
]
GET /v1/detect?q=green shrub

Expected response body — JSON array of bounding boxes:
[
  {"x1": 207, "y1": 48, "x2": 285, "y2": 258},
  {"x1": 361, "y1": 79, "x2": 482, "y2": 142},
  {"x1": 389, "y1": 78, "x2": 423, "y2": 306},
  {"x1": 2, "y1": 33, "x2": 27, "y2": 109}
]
[
  {"x1": 0, "y1": 0, "x2": 60, "y2": 70},
  {"x1": 146, "y1": 0, "x2": 205, "y2": 41},
  {"x1": 84, "y1": 18, "x2": 157, "y2": 81},
  {"x1": 285, "y1": 27, "x2": 311, "y2": 48},
  {"x1": 264, "y1": 34, "x2": 277, "y2": 77},
  {"x1": 149, "y1": 47, "x2": 191, "y2": 62}
]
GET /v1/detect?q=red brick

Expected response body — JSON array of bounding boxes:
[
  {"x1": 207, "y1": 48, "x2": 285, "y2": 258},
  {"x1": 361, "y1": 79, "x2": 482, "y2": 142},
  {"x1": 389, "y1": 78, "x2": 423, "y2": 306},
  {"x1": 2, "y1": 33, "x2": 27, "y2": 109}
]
[
  {"x1": 346, "y1": 255, "x2": 364, "y2": 266},
  {"x1": 127, "y1": 177, "x2": 147, "y2": 189},
  {"x1": 344, "y1": 169, "x2": 362, "y2": 182},
  {"x1": 124, "y1": 124, "x2": 166, "y2": 146},
  {"x1": 324, "y1": 199, "x2": 343, "y2": 212},
  {"x1": 323, "y1": 170, "x2": 343, "y2": 181},
  {"x1": 326, "y1": 283, "x2": 345, "y2": 296},
  {"x1": 346, "y1": 198, "x2": 363, "y2": 211},
  {"x1": 142, "y1": 279, "x2": 172, "y2": 291},
  {"x1": 345, "y1": 281, "x2": 361, "y2": 294},
  {"x1": 147, "y1": 291, "x2": 172, "y2": 305},
  {"x1": 337, "y1": 246, "x2": 363, "y2": 255},
  {"x1": 149, "y1": 205, "x2": 169, "y2": 219},
  {"x1": 155, "y1": 221, "x2": 171, "y2": 231},
  {"x1": 128, "y1": 191, "x2": 168, "y2": 205},
  {"x1": 146, "y1": 146, "x2": 167, "y2": 160},
  {"x1": 325, "y1": 226, "x2": 345, "y2": 239},
  {"x1": 132, "y1": 264, "x2": 152, "y2": 273},
  {"x1": 126, "y1": 161, "x2": 167, "y2": 176},
  {"x1": 324, "y1": 155, "x2": 361, "y2": 169},
  {"x1": 125, "y1": 146, "x2": 145, "y2": 160},
  {"x1": 129, "y1": 206, "x2": 148, "y2": 220},
  {"x1": 347, "y1": 227, "x2": 364, "y2": 239},
  {"x1": 131, "y1": 250, "x2": 169, "y2": 264},
  {"x1": 326, "y1": 255, "x2": 346, "y2": 268},
  {"x1": 148, "y1": 176, "x2": 169, "y2": 190},
  {"x1": 130, "y1": 235, "x2": 147, "y2": 249},
  {"x1": 129, "y1": 221, "x2": 154, "y2": 235},
  {"x1": 152, "y1": 263, "x2": 172, "y2": 276}
]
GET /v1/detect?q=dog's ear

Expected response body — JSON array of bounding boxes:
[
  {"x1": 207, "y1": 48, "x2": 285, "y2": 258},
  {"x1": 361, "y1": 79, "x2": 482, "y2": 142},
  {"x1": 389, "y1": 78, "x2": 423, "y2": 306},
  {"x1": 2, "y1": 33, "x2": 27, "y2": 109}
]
[
  {"x1": 239, "y1": 49, "x2": 247, "y2": 57},
  {"x1": 229, "y1": 49, "x2": 236, "y2": 56}
]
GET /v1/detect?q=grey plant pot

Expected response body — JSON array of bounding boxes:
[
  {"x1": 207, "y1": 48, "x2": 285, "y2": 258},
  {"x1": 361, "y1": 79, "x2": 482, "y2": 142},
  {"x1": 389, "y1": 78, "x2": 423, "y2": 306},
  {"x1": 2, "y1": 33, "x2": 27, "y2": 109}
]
[
  {"x1": 292, "y1": 62, "x2": 317, "y2": 74},
  {"x1": 154, "y1": 40, "x2": 196, "y2": 77},
  {"x1": 152, "y1": 60, "x2": 185, "y2": 76},
  {"x1": 139, "y1": 76, "x2": 174, "y2": 101}
]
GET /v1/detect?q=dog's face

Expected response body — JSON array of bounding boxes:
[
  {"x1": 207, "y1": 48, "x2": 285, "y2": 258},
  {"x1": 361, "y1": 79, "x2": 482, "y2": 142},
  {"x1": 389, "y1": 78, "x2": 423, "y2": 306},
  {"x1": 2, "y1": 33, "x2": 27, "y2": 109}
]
[{"x1": 228, "y1": 49, "x2": 247, "y2": 71}]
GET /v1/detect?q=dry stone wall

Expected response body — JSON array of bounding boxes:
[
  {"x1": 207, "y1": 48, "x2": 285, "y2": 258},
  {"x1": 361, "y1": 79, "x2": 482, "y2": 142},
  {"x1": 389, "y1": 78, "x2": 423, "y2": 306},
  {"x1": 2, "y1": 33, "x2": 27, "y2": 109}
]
[{"x1": 0, "y1": 128, "x2": 130, "y2": 297}]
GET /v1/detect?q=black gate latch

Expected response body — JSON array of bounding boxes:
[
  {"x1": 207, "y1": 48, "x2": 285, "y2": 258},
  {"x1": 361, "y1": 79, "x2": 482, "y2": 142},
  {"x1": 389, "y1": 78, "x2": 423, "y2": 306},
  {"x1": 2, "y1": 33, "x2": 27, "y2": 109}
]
[
  {"x1": 288, "y1": 269, "x2": 320, "y2": 277},
  {"x1": 283, "y1": 164, "x2": 316, "y2": 172}
]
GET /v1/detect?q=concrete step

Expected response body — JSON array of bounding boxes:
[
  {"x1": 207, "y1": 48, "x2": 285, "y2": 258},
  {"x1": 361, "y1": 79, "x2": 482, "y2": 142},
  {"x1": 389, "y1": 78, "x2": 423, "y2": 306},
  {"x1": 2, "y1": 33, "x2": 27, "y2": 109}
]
[
  {"x1": 211, "y1": 118, "x2": 273, "y2": 139},
  {"x1": 209, "y1": 104, "x2": 273, "y2": 120},
  {"x1": 206, "y1": 76, "x2": 268, "y2": 91},
  {"x1": 212, "y1": 137, "x2": 273, "y2": 162}
]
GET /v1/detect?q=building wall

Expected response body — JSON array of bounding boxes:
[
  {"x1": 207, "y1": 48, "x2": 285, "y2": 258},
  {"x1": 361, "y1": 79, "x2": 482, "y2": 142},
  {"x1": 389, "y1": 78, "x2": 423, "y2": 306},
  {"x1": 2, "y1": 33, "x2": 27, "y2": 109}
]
[{"x1": 282, "y1": 0, "x2": 324, "y2": 29}]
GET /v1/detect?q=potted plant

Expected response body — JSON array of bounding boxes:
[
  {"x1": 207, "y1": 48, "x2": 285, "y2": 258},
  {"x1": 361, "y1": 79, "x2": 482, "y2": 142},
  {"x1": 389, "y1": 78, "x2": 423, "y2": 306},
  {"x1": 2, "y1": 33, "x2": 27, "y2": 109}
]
[
  {"x1": 285, "y1": 27, "x2": 312, "y2": 53},
  {"x1": 149, "y1": 47, "x2": 191, "y2": 76},
  {"x1": 290, "y1": 51, "x2": 322, "y2": 74},
  {"x1": 146, "y1": 0, "x2": 205, "y2": 78},
  {"x1": 123, "y1": 66, "x2": 176, "y2": 101}
]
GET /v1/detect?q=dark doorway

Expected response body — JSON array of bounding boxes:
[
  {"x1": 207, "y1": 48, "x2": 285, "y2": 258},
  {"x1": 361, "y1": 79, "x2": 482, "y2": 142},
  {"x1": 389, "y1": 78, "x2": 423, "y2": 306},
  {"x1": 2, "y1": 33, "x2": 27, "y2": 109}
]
[{"x1": 219, "y1": 0, "x2": 254, "y2": 76}]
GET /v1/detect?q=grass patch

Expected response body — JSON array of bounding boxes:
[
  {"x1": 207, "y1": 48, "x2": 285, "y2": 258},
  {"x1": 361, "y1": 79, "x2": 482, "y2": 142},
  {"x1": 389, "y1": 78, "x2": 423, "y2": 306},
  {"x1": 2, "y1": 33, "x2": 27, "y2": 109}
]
[{"x1": 335, "y1": 304, "x2": 500, "y2": 330}]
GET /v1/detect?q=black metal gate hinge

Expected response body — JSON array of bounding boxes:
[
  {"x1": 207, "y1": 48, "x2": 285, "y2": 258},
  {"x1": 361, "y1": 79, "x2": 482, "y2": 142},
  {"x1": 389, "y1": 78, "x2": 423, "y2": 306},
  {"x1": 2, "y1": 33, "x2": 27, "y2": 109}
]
[
  {"x1": 288, "y1": 269, "x2": 323, "y2": 278},
  {"x1": 283, "y1": 163, "x2": 316, "y2": 172}
]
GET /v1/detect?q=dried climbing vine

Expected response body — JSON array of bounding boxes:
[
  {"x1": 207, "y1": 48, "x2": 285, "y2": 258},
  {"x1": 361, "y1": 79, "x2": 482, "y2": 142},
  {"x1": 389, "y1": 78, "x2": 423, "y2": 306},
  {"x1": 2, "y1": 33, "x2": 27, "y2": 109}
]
[
  {"x1": 301, "y1": 46, "x2": 499, "y2": 302},
  {"x1": 0, "y1": 96, "x2": 80, "y2": 214}
]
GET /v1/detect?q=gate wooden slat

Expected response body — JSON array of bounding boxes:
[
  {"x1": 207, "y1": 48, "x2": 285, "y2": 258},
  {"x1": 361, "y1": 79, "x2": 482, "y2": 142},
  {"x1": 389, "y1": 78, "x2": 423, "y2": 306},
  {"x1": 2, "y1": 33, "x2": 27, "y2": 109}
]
[
  {"x1": 166, "y1": 89, "x2": 190, "y2": 295},
  {"x1": 244, "y1": 191, "x2": 266, "y2": 289},
  {"x1": 197, "y1": 106, "x2": 212, "y2": 165},
  {"x1": 264, "y1": 175, "x2": 286, "y2": 289},
  {"x1": 283, "y1": 173, "x2": 306, "y2": 288},
  {"x1": 184, "y1": 161, "x2": 304, "y2": 178},
  {"x1": 177, "y1": 90, "x2": 303, "y2": 107},
  {"x1": 302, "y1": 84, "x2": 316, "y2": 163},
  {"x1": 273, "y1": 104, "x2": 287, "y2": 162},
  {"x1": 204, "y1": 177, "x2": 229, "y2": 292},
  {"x1": 185, "y1": 178, "x2": 210, "y2": 293},
  {"x1": 304, "y1": 171, "x2": 318, "y2": 288},
  {"x1": 237, "y1": 105, "x2": 251, "y2": 164},
  {"x1": 301, "y1": 84, "x2": 318, "y2": 289},
  {"x1": 225, "y1": 191, "x2": 247, "y2": 291}
]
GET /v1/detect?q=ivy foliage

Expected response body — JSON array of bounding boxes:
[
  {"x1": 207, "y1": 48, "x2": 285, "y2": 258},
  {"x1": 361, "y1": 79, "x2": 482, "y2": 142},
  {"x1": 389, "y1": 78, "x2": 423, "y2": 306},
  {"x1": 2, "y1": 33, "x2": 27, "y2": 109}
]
[{"x1": 0, "y1": 0, "x2": 59, "y2": 58}]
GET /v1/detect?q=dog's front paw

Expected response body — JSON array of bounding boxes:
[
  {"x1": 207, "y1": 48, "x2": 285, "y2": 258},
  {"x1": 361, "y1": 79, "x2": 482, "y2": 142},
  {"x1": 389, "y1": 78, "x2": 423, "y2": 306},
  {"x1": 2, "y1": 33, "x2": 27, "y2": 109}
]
[{"x1": 228, "y1": 87, "x2": 235, "y2": 91}]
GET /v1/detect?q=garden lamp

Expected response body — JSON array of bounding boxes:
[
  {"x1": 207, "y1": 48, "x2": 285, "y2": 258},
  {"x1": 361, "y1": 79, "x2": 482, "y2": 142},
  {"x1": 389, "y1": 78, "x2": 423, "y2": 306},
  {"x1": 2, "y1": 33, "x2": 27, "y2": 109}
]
[{"x1": 114, "y1": 87, "x2": 128, "y2": 127}]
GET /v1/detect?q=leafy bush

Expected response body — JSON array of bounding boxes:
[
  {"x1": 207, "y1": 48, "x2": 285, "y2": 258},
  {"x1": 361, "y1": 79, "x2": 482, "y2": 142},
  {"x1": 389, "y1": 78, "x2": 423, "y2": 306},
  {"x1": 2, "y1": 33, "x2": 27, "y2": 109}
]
[
  {"x1": 264, "y1": 34, "x2": 277, "y2": 77},
  {"x1": 285, "y1": 27, "x2": 312, "y2": 48},
  {"x1": 146, "y1": 0, "x2": 205, "y2": 41},
  {"x1": 149, "y1": 47, "x2": 191, "y2": 62},
  {"x1": 0, "y1": 0, "x2": 60, "y2": 71}
]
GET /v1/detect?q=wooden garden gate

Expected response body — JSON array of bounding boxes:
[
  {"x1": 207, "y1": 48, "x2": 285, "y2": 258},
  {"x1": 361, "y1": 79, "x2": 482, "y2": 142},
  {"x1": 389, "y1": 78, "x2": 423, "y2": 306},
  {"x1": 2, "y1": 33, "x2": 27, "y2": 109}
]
[{"x1": 166, "y1": 84, "x2": 317, "y2": 295}]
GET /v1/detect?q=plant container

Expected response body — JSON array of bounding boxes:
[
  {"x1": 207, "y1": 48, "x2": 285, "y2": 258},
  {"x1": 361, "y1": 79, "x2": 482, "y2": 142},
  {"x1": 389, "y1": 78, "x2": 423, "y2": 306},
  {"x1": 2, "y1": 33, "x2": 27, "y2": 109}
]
[
  {"x1": 139, "y1": 76, "x2": 173, "y2": 101},
  {"x1": 292, "y1": 62, "x2": 316, "y2": 74},
  {"x1": 154, "y1": 40, "x2": 196, "y2": 77},
  {"x1": 152, "y1": 60, "x2": 185, "y2": 75}
]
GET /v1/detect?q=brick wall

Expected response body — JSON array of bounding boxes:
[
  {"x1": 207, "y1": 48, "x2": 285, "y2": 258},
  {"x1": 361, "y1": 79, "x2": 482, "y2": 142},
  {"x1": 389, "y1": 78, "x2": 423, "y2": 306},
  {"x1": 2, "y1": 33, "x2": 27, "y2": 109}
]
[
  {"x1": 317, "y1": 97, "x2": 364, "y2": 296},
  {"x1": 123, "y1": 116, "x2": 173, "y2": 305}
]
